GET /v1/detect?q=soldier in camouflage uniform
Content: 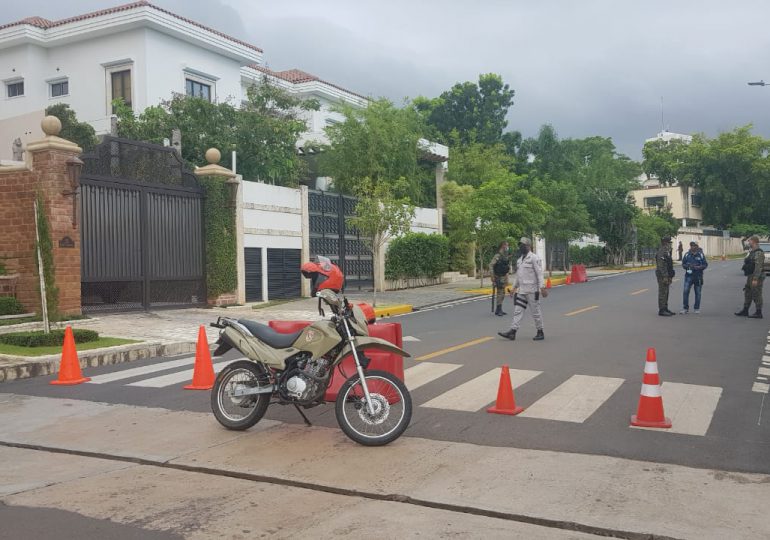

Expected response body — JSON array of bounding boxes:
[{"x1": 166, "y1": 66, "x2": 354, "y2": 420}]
[
  {"x1": 735, "y1": 235, "x2": 765, "y2": 319},
  {"x1": 489, "y1": 241, "x2": 511, "y2": 316},
  {"x1": 656, "y1": 236, "x2": 676, "y2": 316}
]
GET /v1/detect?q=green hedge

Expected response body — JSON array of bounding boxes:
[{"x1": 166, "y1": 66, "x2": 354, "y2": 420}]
[
  {"x1": 0, "y1": 329, "x2": 99, "y2": 347},
  {"x1": 35, "y1": 194, "x2": 60, "y2": 318},
  {"x1": 200, "y1": 177, "x2": 237, "y2": 299},
  {"x1": 386, "y1": 233, "x2": 450, "y2": 280},
  {"x1": 569, "y1": 245, "x2": 606, "y2": 267},
  {"x1": 0, "y1": 297, "x2": 25, "y2": 316}
]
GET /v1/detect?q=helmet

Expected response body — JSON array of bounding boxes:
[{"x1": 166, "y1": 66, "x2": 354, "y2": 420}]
[{"x1": 301, "y1": 256, "x2": 345, "y2": 296}]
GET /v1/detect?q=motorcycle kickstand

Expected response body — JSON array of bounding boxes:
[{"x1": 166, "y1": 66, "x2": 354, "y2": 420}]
[{"x1": 294, "y1": 404, "x2": 312, "y2": 427}]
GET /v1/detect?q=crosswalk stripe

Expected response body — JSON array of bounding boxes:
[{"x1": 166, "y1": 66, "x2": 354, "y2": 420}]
[
  {"x1": 127, "y1": 359, "x2": 237, "y2": 388},
  {"x1": 753, "y1": 382, "x2": 770, "y2": 394},
  {"x1": 404, "y1": 362, "x2": 460, "y2": 390},
  {"x1": 403, "y1": 336, "x2": 421, "y2": 342},
  {"x1": 633, "y1": 382, "x2": 722, "y2": 436},
  {"x1": 421, "y1": 367, "x2": 541, "y2": 412},
  {"x1": 519, "y1": 375, "x2": 624, "y2": 423},
  {"x1": 87, "y1": 356, "x2": 195, "y2": 384}
]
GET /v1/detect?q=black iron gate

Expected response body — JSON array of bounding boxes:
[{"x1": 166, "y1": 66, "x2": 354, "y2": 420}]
[
  {"x1": 79, "y1": 137, "x2": 206, "y2": 312},
  {"x1": 307, "y1": 190, "x2": 373, "y2": 290}
]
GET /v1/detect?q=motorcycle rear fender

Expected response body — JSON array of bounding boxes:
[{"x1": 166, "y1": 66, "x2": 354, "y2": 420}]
[{"x1": 335, "y1": 336, "x2": 411, "y2": 362}]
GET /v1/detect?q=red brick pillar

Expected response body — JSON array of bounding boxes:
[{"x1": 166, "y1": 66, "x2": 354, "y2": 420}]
[{"x1": 25, "y1": 116, "x2": 83, "y2": 316}]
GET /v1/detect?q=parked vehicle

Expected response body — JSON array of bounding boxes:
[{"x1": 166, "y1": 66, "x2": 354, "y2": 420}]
[
  {"x1": 760, "y1": 242, "x2": 770, "y2": 275},
  {"x1": 209, "y1": 257, "x2": 412, "y2": 446}
]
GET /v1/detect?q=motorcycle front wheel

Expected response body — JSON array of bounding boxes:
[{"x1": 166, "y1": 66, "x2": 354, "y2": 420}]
[
  {"x1": 335, "y1": 370, "x2": 412, "y2": 446},
  {"x1": 211, "y1": 360, "x2": 271, "y2": 430}
]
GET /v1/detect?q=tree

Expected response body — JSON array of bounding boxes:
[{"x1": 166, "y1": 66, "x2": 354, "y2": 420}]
[
  {"x1": 445, "y1": 137, "x2": 514, "y2": 188},
  {"x1": 320, "y1": 98, "x2": 429, "y2": 204},
  {"x1": 442, "y1": 176, "x2": 550, "y2": 285},
  {"x1": 114, "y1": 76, "x2": 318, "y2": 185},
  {"x1": 634, "y1": 207, "x2": 680, "y2": 250},
  {"x1": 45, "y1": 103, "x2": 97, "y2": 151},
  {"x1": 531, "y1": 178, "x2": 591, "y2": 271},
  {"x1": 414, "y1": 74, "x2": 515, "y2": 146},
  {"x1": 642, "y1": 126, "x2": 770, "y2": 230},
  {"x1": 347, "y1": 178, "x2": 415, "y2": 306}
]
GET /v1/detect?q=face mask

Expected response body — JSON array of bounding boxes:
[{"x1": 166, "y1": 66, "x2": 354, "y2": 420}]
[{"x1": 519, "y1": 244, "x2": 529, "y2": 255}]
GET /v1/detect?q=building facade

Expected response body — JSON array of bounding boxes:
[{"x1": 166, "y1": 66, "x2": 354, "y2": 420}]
[{"x1": 0, "y1": 1, "x2": 368, "y2": 161}]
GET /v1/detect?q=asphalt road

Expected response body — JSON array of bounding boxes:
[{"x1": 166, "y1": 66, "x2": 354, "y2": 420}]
[{"x1": 4, "y1": 260, "x2": 769, "y2": 473}]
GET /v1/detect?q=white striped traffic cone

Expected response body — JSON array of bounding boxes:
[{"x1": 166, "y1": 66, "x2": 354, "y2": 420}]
[{"x1": 630, "y1": 348, "x2": 672, "y2": 428}]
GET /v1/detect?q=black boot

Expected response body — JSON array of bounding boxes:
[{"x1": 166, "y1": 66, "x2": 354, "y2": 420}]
[
  {"x1": 498, "y1": 329, "x2": 516, "y2": 340},
  {"x1": 735, "y1": 307, "x2": 750, "y2": 317},
  {"x1": 748, "y1": 309, "x2": 763, "y2": 319},
  {"x1": 533, "y1": 330, "x2": 545, "y2": 341},
  {"x1": 495, "y1": 305, "x2": 506, "y2": 316},
  {"x1": 658, "y1": 309, "x2": 673, "y2": 317}
]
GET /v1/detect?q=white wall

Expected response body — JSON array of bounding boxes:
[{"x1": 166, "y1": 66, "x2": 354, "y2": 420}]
[
  {"x1": 410, "y1": 207, "x2": 440, "y2": 234},
  {"x1": 144, "y1": 30, "x2": 242, "y2": 108},
  {"x1": 242, "y1": 181, "x2": 303, "y2": 250},
  {"x1": 0, "y1": 29, "x2": 149, "y2": 134}
]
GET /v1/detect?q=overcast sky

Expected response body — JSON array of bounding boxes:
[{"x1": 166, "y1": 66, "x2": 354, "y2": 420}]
[{"x1": 5, "y1": 0, "x2": 770, "y2": 158}]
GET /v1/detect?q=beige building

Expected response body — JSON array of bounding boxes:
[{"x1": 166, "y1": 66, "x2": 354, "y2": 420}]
[{"x1": 630, "y1": 183, "x2": 703, "y2": 227}]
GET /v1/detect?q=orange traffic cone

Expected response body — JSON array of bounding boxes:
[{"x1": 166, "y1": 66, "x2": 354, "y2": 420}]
[
  {"x1": 630, "y1": 348, "x2": 671, "y2": 428},
  {"x1": 487, "y1": 365, "x2": 524, "y2": 416},
  {"x1": 546, "y1": 277, "x2": 552, "y2": 289},
  {"x1": 565, "y1": 275, "x2": 572, "y2": 285},
  {"x1": 184, "y1": 326, "x2": 215, "y2": 390},
  {"x1": 50, "y1": 326, "x2": 90, "y2": 386}
]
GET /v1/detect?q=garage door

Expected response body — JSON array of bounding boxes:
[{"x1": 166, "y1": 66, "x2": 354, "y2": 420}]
[
  {"x1": 267, "y1": 248, "x2": 301, "y2": 299},
  {"x1": 244, "y1": 248, "x2": 262, "y2": 302}
]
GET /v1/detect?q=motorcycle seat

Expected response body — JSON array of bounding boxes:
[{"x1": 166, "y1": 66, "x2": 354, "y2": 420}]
[{"x1": 237, "y1": 319, "x2": 303, "y2": 349}]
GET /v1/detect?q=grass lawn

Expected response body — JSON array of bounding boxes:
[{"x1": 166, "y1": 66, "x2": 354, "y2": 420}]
[{"x1": 0, "y1": 337, "x2": 139, "y2": 357}]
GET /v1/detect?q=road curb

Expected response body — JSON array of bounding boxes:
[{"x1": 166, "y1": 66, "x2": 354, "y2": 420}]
[
  {"x1": 0, "y1": 340, "x2": 197, "y2": 383},
  {"x1": 374, "y1": 304, "x2": 413, "y2": 317}
]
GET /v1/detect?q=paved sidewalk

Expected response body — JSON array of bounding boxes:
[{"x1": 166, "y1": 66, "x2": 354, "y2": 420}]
[{"x1": 1, "y1": 394, "x2": 767, "y2": 540}]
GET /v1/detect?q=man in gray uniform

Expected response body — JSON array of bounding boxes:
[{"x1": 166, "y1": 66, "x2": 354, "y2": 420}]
[{"x1": 498, "y1": 237, "x2": 548, "y2": 341}]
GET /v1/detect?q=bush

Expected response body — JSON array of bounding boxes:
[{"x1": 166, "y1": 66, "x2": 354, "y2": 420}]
[
  {"x1": 569, "y1": 245, "x2": 606, "y2": 267},
  {"x1": 386, "y1": 233, "x2": 450, "y2": 280},
  {"x1": 449, "y1": 241, "x2": 474, "y2": 275},
  {"x1": 0, "y1": 297, "x2": 25, "y2": 316},
  {"x1": 0, "y1": 329, "x2": 99, "y2": 347}
]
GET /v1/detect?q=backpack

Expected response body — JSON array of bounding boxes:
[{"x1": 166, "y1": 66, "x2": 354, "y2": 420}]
[
  {"x1": 742, "y1": 251, "x2": 757, "y2": 276},
  {"x1": 493, "y1": 256, "x2": 510, "y2": 275}
]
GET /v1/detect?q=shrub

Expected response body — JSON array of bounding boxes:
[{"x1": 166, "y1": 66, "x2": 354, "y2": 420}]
[
  {"x1": 449, "y1": 241, "x2": 474, "y2": 275},
  {"x1": 569, "y1": 245, "x2": 606, "y2": 267},
  {"x1": 386, "y1": 233, "x2": 450, "y2": 280},
  {"x1": 0, "y1": 297, "x2": 25, "y2": 316},
  {"x1": 0, "y1": 261, "x2": 6, "y2": 275},
  {"x1": 0, "y1": 329, "x2": 99, "y2": 347}
]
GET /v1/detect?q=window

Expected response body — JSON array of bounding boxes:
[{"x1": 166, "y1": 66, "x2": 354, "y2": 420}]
[
  {"x1": 111, "y1": 69, "x2": 132, "y2": 111},
  {"x1": 644, "y1": 196, "x2": 667, "y2": 208},
  {"x1": 691, "y1": 194, "x2": 702, "y2": 208},
  {"x1": 186, "y1": 78, "x2": 211, "y2": 101},
  {"x1": 6, "y1": 80, "x2": 24, "y2": 98},
  {"x1": 50, "y1": 80, "x2": 68, "y2": 97}
]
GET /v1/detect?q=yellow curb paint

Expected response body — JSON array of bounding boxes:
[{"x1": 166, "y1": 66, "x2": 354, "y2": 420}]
[
  {"x1": 565, "y1": 305, "x2": 599, "y2": 317},
  {"x1": 373, "y1": 304, "x2": 413, "y2": 317},
  {"x1": 630, "y1": 288, "x2": 649, "y2": 296},
  {"x1": 415, "y1": 336, "x2": 494, "y2": 362}
]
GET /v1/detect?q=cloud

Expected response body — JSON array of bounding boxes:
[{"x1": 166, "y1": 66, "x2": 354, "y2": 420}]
[{"x1": 4, "y1": 0, "x2": 770, "y2": 158}]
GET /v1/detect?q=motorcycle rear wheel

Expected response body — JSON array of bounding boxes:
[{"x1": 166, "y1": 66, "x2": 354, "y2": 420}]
[
  {"x1": 335, "y1": 370, "x2": 412, "y2": 446},
  {"x1": 211, "y1": 360, "x2": 271, "y2": 430}
]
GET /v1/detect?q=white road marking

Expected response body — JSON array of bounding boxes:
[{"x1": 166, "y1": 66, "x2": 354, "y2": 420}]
[
  {"x1": 402, "y1": 336, "x2": 421, "y2": 342},
  {"x1": 88, "y1": 356, "x2": 195, "y2": 384},
  {"x1": 403, "y1": 362, "x2": 460, "y2": 391},
  {"x1": 421, "y1": 367, "x2": 541, "y2": 412},
  {"x1": 127, "y1": 359, "x2": 238, "y2": 388},
  {"x1": 758, "y1": 367, "x2": 770, "y2": 377},
  {"x1": 753, "y1": 382, "x2": 770, "y2": 394},
  {"x1": 520, "y1": 375, "x2": 624, "y2": 423},
  {"x1": 633, "y1": 382, "x2": 722, "y2": 436}
]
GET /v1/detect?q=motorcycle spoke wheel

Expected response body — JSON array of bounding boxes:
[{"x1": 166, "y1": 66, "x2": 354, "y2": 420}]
[
  {"x1": 335, "y1": 371, "x2": 412, "y2": 446},
  {"x1": 211, "y1": 361, "x2": 270, "y2": 430}
]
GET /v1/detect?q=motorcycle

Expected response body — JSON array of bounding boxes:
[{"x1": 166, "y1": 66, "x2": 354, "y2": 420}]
[{"x1": 209, "y1": 261, "x2": 412, "y2": 446}]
